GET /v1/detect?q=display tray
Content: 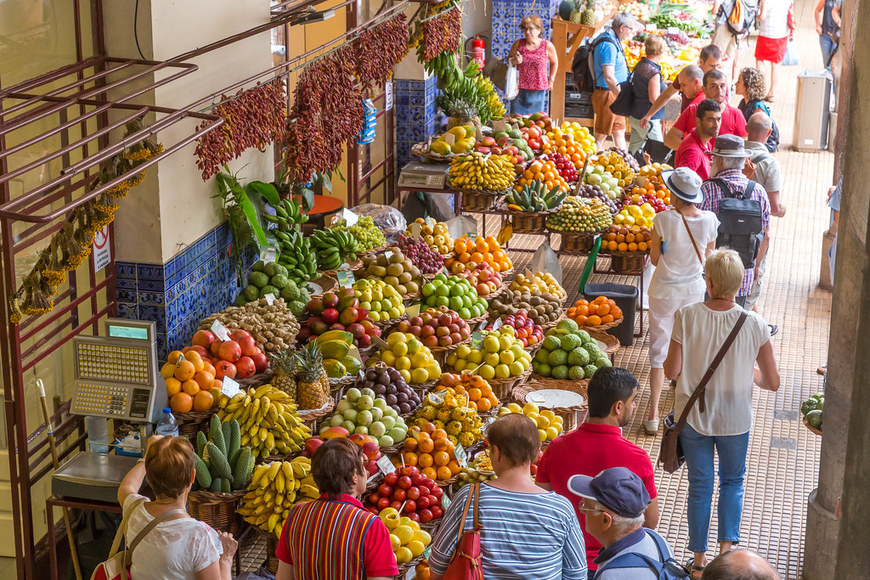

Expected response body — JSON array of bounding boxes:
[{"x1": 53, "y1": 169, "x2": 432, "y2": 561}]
[
  {"x1": 512, "y1": 384, "x2": 587, "y2": 432},
  {"x1": 586, "y1": 331, "x2": 620, "y2": 355},
  {"x1": 803, "y1": 416, "x2": 822, "y2": 436}
]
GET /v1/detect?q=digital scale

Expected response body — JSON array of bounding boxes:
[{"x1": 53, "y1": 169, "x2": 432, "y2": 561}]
[
  {"x1": 53, "y1": 318, "x2": 165, "y2": 502},
  {"x1": 397, "y1": 161, "x2": 451, "y2": 189}
]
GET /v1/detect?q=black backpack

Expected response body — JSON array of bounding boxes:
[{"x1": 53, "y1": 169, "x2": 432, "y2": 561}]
[
  {"x1": 712, "y1": 179, "x2": 765, "y2": 269},
  {"x1": 571, "y1": 34, "x2": 621, "y2": 93},
  {"x1": 593, "y1": 529, "x2": 690, "y2": 580}
]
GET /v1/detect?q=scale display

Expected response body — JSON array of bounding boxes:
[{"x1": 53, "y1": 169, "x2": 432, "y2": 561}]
[{"x1": 397, "y1": 161, "x2": 450, "y2": 189}]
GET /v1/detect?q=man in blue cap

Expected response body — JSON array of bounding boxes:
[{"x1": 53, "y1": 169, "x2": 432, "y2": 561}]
[{"x1": 568, "y1": 467, "x2": 684, "y2": 579}]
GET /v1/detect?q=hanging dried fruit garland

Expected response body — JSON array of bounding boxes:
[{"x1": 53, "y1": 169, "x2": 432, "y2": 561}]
[
  {"x1": 194, "y1": 80, "x2": 286, "y2": 181},
  {"x1": 417, "y1": 2, "x2": 462, "y2": 63},
  {"x1": 355, "y1": 13, "x2": 409, "y2": 90},
  {"x1": 9, "y1": 120, "x2": 163, "y2": 322}
]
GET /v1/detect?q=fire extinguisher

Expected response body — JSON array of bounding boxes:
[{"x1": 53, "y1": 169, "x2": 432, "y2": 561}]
[{"x1": 472, "y1": 36, "x2": 486, "y2": 69}]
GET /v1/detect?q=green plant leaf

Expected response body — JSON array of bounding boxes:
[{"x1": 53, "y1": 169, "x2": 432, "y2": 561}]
[{"x1": 247, "y1": 181, "x2": 281, "y2": 207}]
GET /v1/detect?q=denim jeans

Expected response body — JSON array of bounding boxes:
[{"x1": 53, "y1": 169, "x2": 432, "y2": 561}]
[
  {"x1": 679, "y1": 424, "x2": 751, "y2": 553},
  {"x1": 819, "y1": 33, "x2": 838, "y2": 95},
  {"x1": 511, "y1": 89, "x2": 548, "y2": 115}
]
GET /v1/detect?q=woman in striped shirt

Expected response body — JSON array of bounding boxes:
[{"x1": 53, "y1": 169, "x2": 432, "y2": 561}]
[
  {"x1": 429, "y1": 414, "x2": 588, "y2": 579},
  {"x1": 275, "y1": 438, "x2": 398, "y2": 580}
]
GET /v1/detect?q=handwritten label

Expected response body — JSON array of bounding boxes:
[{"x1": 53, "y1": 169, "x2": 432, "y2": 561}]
[
  {"x1": 377, "y1": 455, "x2": 396, "y2": 475},
  {"x1": 409, "y1": 223, "x2": 423, "y2": 237},
  {"x1": 492, "y1": 120, "x2": 508, "y2": 132},
  {"x1": 427, "y1": 391, "x2": 445, "y2": 406},
  {"x1": 337, "y1": 270, "x2": 355, "y2": 289},
  {"x1": 371, "y1": 335, "x2": 389, "y2": 349},
  {"x1": 492, "y1": 318, "x2": 503, "y2": 331},
  {"x1": 342, "y1": 208, "x2": 359, "y2": 226},
  {"x1": 384, "y1": 250, "x2": 394, "y2": 261},
  {"x1": 210, "y1": 320, "x2": 230, "y2": 341},
  {"x1": 467, "y1": 233, "x2": 477, "y2": 242},
  {"x1": 442, "y1": 133, "x2": 456, "y2": 146},
  {"x1": 667, "y1": 26, "x2": 680, "y2": 35},
  {"x1": 528, "y1": 392, "x2": 547, "y2": 404},
  {"x1": 476, "y1": 319, "x2": 489, "y2": 332},
  {"x1": 471, "y1": 331, "x2": 484, "y2": 348},
  {"x1": 221, "y1": 377, "x2": 241, "y2": 398},
  {"x1": 264, "y1": 293, "x2": 275, "y2": 305},
  {"x1": 405, "y1": 303, "x2": 421, "y2": 317},
  {"x1": 455, "y1": 444, "x2": 468, "y2": 467},
  {"x1": 261, "y1": 247, "x2": 277, "y2": 264}
]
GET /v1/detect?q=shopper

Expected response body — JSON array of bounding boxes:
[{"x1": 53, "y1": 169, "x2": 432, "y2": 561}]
[
  {"x1": 702, "y1": 549, "x2": 782, "y2": 579},
  {"x1": 645, "y1": 167, "x2": 719, "y2": 435},
  {"x1": 627, "y1": 35, "x2": 669, "y2": 154},
  {"x1": 536, "y1": 367, "x2": 658, "y2": 571},
  {"x1": 754, "y1": 0, "x2": 794, "y2": 101},
  {"x1": 736, "y1": 67, "x2": 780, "y2": 152},
  {"x1": 591, "y1": 12, "x2": 637, "y2": 149},
  {"x1": 814, "y1": 0, "x2": 842, "y2": 89},
  {"x1": 640, "y1": 44, "x2": 722, "y2": 128},
  {"x1": 116, "y1": 435, "x2": 237, "y2": 580},
  {"x1": 664, "y1": 70, "x2": 746, "y2": 150},
  {"x1": 275, "y1": 438, "x2": 399, "y2": 579},
  {"x1": 568, "y1": 468, "x2": 678, "y2": 579},
  {"x1": 674, "y1": 99, "x2": 722, "y2": 181},
  {"x1": 700, "y1": 135, "x2": 772, "y2": 307},
  {"x1": 508, "y1": 16, "x2": 559, "y2": 115},
  {"x1": 711, "y1": 0, "x2": 755, "y2": 80},
  {"x1": 428, "y1": 414, "x2": 587, "y2": 579},
  {"x1": 663, "y1": 249, "x2": 780, "y2": 579}
]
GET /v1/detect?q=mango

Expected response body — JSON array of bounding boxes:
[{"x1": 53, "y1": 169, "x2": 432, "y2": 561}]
[
  {"x1": 323, "y1": 358, "x2": 347, "y2": 378},
  {"x1": 447, "y1": 126, "x2": 467, "y2": 139},
  {"x1": 319, "y1": 340, "x2": 351, "y2": 360},
  {"x1": 316, "y1": 330, "x2": 353, "y2": 345}
]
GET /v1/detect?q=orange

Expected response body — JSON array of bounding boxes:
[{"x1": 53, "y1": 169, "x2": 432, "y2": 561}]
[
  {"x1": 454, "y1": 239, "x2": 466, "y2": 254},
  {"x1": 485, "y1": 236, "x2": 499, "y2": 252},
  {"x1": 477, "y1": 397, "x2": 492, "y2": 412},
  {"x1": 185, "y1": 351, "x2": 204, "y2": 372},
  {"x1": 174, "y1": 360, "x2": 196, "y2": 381},
  {"x1": 575, "y1": 315, "x2": 588, "y2": 326},
  {"x1": 194, "y1": 370, "x2": 215, "y2": 391},
  {"x1": 211, "y1": 379, "x2": 222, "y2": 391},
  {"x1": 441, "y1": 374, "x2": 461, "y2": 388},
  {"x1": 587, "y1": 315, "x2": 602, "y2": 326},
  {"x1": 404, "y1": 452, "x2": 419, "y2": 466},
  {"x1": 467, "y1": 387, "x2": 481, "y2": 401},
  {"x1": 432, "y1": 428, "x2": 448, "y2": 440},
  {"x1": 421, "y1": 422, "x2": 436, "y2": 435},
  {"x1": 160, "y1": 362, "x2": 177, "y2": 380},
  {"x1": 436, "y1": 466, "x2": 453, "y2": 481},
  {"x1": 201, "y1": 361, "x2": 216, "y2": 377},
  {"x1": 193, "y1": 390, "x2": 214, "y2": 411},
  {"x1": 417, "y1": 438, "x2": 434, "y2": 454},
  {"x1": 617, "y1": 242, "x2": 629, "y2": 252},
  {"x1": 600, "y1": 314, "x2": 614, "y2": 324},
  {"x1": 447, "y1": 460, "x2": 461, "y2": 475},
  {"x1": 418, "y1": 453, "x2": 434, "y2": 468},
  {"x1": 170, "y1": 392, "x2": 193, "y2": 413},
  {"x1": 421, "y1": 467, "x2": 438, "y2": 480},
  {"x1": 596, "y1": 303, "x2": 611, "y2": 316},
  {"x1": 165, "y1": 377, "x2": 182, "y2": 397},
  {"x1": 638, "y1": 242, "x2": 648, "y2": 251},
  {"x1": 182, "y1": 379, "x2": 200, "y2": 396},
  {"x1": 433, "y1": 451, "x2": 450, "y2": 466},
  {"x1": 470, "y1": 252, "x2": 484, "y2": 264},
  {"x1": 459, "y1": 252, "x2": 472, "y2": 264},
  {"x1": 628, "y1": 242, "x2": 639, "y2": 252},
  {"x1": 404, "y1": 437, "x2": 418, "y2": 452},
  {"x1": 575, "y1": 304, "x2": 589, "y2": 317},
  {"x1": 612, "y1": 306, "x2": 623, "y2": 318},
  {"x1": 167, "y1": 350, "x2": 185, "y2": 365},
  {"x1": 475, "y1": 237, "x2": 487, "y2": 252},
  {"x1": 434, "y1": 438, "x2": 451, "y2": 452}
]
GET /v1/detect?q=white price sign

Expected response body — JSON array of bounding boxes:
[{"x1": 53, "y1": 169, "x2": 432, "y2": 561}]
[
  {"x1": 261, "y1": 247, "x2": 277, "y2": 264},
  {"x1": 264, "y1": 293, "x2": 275, "y2": 305},
  {"x1": 341, "y1": 208, "x2": 359, "y2": 226},
  {"x1": 210, "y1": 320, "x2": 230, "y2": 341},
  {"x1": 221, "y1": 376, "x2": 241, "y2": 398},
  {"x1": 377, "y1": 455, "x2": 396, "y2": 475}
]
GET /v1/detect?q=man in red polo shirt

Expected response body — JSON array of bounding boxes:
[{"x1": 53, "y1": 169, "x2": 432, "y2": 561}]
[
  {"x1": 675, "y1": 99, "x2": 722, "y2": 180},
  {"x1": 664, "y1": 69, "x2": 746, "y2": 150},
  {"x1": 536, "y1": 367, "x2": 659, "y2": 571}
]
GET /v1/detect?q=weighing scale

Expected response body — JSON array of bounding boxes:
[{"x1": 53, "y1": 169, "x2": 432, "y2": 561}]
[
  {"x1": 53, "y1": 318, "x2": 166, "y2": 503},
  {"x1": 397, "y1": 161, "x2": 450, "y2": 189}
]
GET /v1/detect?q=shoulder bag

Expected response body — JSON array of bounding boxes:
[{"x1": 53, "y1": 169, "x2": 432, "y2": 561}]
[
  {"x1": 443, "y1": 483, "x2": 485, "y2": 580},
  {"x1": 91, "y1": 499, "x2": 188, "y2": 580},
  {"x1": 659, "y1": 311, "x2": 748, "y2": 473},
  {"x1": 679, "y1": 212, "x2": 704, "y2": 266}
]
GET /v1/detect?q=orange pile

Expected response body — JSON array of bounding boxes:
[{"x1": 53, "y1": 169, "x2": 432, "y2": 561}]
[
  {"x1": 161, "y1": 349, "x2": 221, "y2": 413},
  {"x1": 516, "y1": 159, "x2": 570, "y2": 194},
  {"x1": 400, "y1": 423, "x2": 463, "y2": 482},
  {"x1": 434, "y1": 372, "x2": 499, "y2": 413},
  {"x1": 603, "y1": 225, "x2": 652, "y2": 253},
  {"x1": 630, "y1": 176, "x2": 671, "y2": 205},
  {"x1": 543, "y1": 123, "x2": 597, "y2": 170},
  {"x1": 567, "y1": 296, "x2": 623, "y2": 327},
  {"x1": 447, "y1": 235, "x2": 512, "y2": 274}
]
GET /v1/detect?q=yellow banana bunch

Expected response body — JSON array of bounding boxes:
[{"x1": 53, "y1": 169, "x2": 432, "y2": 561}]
[
  {"x1": 238, "y1": 457, "x2": 317, "y2": 538},
  {"x1": 449, "y1": 153, "x2": 516, "y2": 191},
  {"x1": 217, "y1": 385, "x2": 310, "y2": 459}
]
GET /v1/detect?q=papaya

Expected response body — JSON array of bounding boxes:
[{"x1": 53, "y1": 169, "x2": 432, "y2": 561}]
[
  {"x1": 322, "y1": 359, "x2": 347, "y2": 378},
  {"x1": 319, "y1": 339, "x2": 350, "y2": 360},
  {"x1": 341, "y1": 356, "x2": 361, "y2": 375},
  {"x1": 315, "y1": 330, "x2": 353, "y2": 345}
]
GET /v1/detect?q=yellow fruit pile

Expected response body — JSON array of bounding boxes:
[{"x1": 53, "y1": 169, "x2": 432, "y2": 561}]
[
  {"x1": 592, "y1": 151, "x2": 636, "y2": 188},
  {"x1": 509, "y1": 272, "x2": 566, "y2": 299},
  {"x1": 217, "y1": 385, "x2": 311, "y2": 458},
  {"x1": 445, "y1": 326, "x2": 532, "y2": 380},
  {"x1": 381, "y1": 512, "x2": 432, "y2": 565},
  {"x1": 365, "y1": 332, "x2": 441, "y2": 384},
  {"x1": 405, "y1": 218, "x2": 455, "y2": 254},
  {"x1": 413, "y1": 389, "x2": 485, "y2": 448},
  {"x1": 237, "y1": 457, "x2": 319, "y2": 538},
  {"x1": 448, "y1": 153, "x2": 515, "y2": 191},
  {"x1": 543, "y1": 122, "x2": 597, "y2": 170},
  {"x1": 498, "y1": 402, "x2": 564, "y2": 442}
]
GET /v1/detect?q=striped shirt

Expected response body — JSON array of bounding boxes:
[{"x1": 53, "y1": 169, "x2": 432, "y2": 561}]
[
  {"x1": 428, "y1": 483, "x2": 588, "y2": 579},
  {"x1": 700, "y1": 168, "x2": 771, "y2": 296}
]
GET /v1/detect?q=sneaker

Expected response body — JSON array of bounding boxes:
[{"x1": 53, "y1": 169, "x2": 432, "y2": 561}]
[{"x1": 643, "y1": 419, "x2": 660, "y2": 435}]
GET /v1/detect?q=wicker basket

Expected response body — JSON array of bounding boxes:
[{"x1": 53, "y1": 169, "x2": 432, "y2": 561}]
[
  {"x1": 398, "y1": 555, "x2": 425, "y2": 577},
  {"x1": 236, "y1": 370, "x2": 274, "y2": 388},
  {"x1": 803, "y1": 416, "x2": 823, "y2": 436},
  {"x1": 187, "y1": 490, "x2": 246, "y2": 535},
  {"x1": 266, "y1": 532, "x2": 279, "y2": 574},
  {"x1": 512, "y1": 382, "x2": 587, "y2": 432},
  {"x1": 174, "y1": 410, "x2": 217, "y2": 439},
  {"x1": 587, "y1": 330, "x2": 620, "y2": 357},
  {"x1": 486, "y1": 366, "x2": 533, "y2": 401},
  {"x1": 556, "y1": 231, "x2": 599, "y2": 253},
  {"x1": 409, "y1": 379, "x2": 438, "y2": 398},
  {"x1": 583, "y1": 316, "x2": 623, "y2": 332},
  {"x1": 608, "y1": 251, "x2": 648, "y2": 275},
  {"x1": 305, "y1": 274, "x2": 337, "y2": 300},
  {"x1": 296, "y1": 397, "x2": 335, "y2": 432},
  {"x1": 460, "y1": 190, "x2": 499, "y2": 212},
  {"x1": 540, "y1": 312, "x2": 566, "y2": 332},
  {"x1": 318, "y1": 257, "x2": 363, "y2": 278},
  {"x1": 411, "y1": 141, "x2": 457, "y2": 161}
]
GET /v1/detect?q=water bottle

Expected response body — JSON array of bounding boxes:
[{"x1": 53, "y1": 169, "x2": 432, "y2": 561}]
[
  {"x1": 85, "y1": 416, "x2": 109, "y2": 454},
  {"x1": 155, "y1": 408, "x2": 179, "y2": 437}
]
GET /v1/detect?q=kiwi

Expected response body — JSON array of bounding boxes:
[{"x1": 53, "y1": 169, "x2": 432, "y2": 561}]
[
  {"x1": 402, "y1": 258, "x2": 414, "y2": 270},
  {"x1": 389, "y1": 252, "x2": 403, "y2": 264},
  {"x1": 384, "y1": 276, "x2": 400, "y2": 287},
  {"x1": 370, "y1": 265, "x2": 387, "y2": 278},
  {"x1": 387, "y1": 263, "x2": 404, "y2": 277},
  {"x1": 399, "y1": 271, "x2": 412, "y2": 283}
]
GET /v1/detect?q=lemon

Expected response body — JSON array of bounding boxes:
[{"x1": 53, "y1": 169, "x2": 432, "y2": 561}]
[
  {"x1": 523, "y1": 402, "x2": 540, "y2": 415},
  {"x1": 394, "y1": 525, "x2": 414, "y2": 545},
  {"x1": 409, "y1": 520, "x2": 421, "y2": 532},
  {"x1": 387, "y1": 332, "x2": 405, "y2": 346},
  {"x1": 495, "y1": 364, "x2": 510, "y2": 379},
  {"x1": 411, "y1": 352, "x2": 430, "y2": 368},
  {"x1": 546, "y1": 426, "x2": 561, "y2": 440},
  {"x1": 395, "y1": 546, "x2": 413, "y2": 564},
  {"x1": 453, "y1": 359, "x2": 467, "y2": 371},
  {"x1": 456, "y1": 344, "x2": 472, "y2": 359},
  {"x1": 507, "y1": 402, "x2": 523, "y2": 413},
  {"x1": 411, "y1": 368, "x2": 429, "y2": 383},
  {"x1": 413, "y1": 529, "x2": 432, "y2": 544},
  {"x1": 446, "y1": 353, "x2": 458, "y2": 366},
  {"x1": 407, "y1": 540, "x2": 426, "y2": 558},
  {"x1": 483, "y1": 335, "x2": 500, "y2": 353},
  {"x1": 468, "y1": 350, "x2": 483, "y2": 364},
  {"x1": 540, "y1": 409, "x2": 556, "y2": 421},
  {"x1": 399, "y1": 369, "x2": 412, "y2": 383},
  {"x1": 381, "y1": 351, "x2": 397, "y2": 366},
  {"x1": 427, "y1": 363, "x2": 442, "y2": 380},
  {"x1": 536, "y1": 416, "x2": 550, "y2": 429},
  {"x1": 390, "y1": 534, "x2": 402, "y2": 550},
  {"x1": 538, "y1": 429, "x2": 548, "y2": 442},
  {"x1": 396, "y1": 357, "x2": 411, "y2": 371}
]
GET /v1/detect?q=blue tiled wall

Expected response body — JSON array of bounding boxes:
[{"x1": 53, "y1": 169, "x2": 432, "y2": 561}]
[
  {"x1": 395, "y1": 77, "x2": 441, "y2": 169},
  {"x1": 116, "y1": 223, "x2": 244, "y2": 361}
]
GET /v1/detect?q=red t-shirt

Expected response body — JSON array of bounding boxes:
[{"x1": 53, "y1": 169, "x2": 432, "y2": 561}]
[
  {"x1": 536, "y1": 423, "x2": 657, "y2": 570},
  {"x1": 275, "y1": 494, "x2": 398, "y2": 577},
  {"x1": 675, "y1": 129, "x2": 714, "y2": 180},
  {"x1": 674, "y1": 102, "x2": 747, "y2": 138},
  {"x1": 670, "y1": 78, "x2": 693, "y2": 110}
]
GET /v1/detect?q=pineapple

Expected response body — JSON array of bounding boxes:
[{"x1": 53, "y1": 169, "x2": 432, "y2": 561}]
[
  {"x1": 570, "y1": 9, "x2": 583, "y2": 23},
  {"x1": 581, "y1": 0, "x2": 595, "y2": 26},
  {"x1": 270, "y1": 350, "x2": 297, "y2": 402},
  {"x1": 294, "y1": 342, "x2": 329, "y2": 410}
]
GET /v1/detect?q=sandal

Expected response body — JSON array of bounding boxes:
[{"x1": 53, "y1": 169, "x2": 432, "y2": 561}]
[{"x1": 686, "y1": 559, "x2": 705, "y2": 579}]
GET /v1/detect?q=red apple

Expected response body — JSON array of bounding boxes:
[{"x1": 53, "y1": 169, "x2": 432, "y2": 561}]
[
  {"x1": 357, "y1": 334, "x2": 372, "y2": 348},
  {"x1": 417, "y1": 495, "x2": 431, "y2": 509},
  {"x1": 430, "y1": 505, "x2": 443, "y2": 519},
  {"x1": 384, "y1": 473, "x2": 399, "y2": 486},
  {"x1": 304, "y1": 438, "x2": 324, "y2": 457},
  {"x1": 403, "y1": 500, "x2": 417, "y2": 514},
  {"x1": 406, "y1": 487, "x2": 421, "y2": 501},
  {"x1": 378, "y1": 484, "x2": 393, "y2": 497},
  {"x1": 419, "y1": 508, "x2": 434, "y2": 523},
  {"x1": 192, "y1": 330, "x2": 216, "y2": 348},
  {"x1": 390, "y1": 500, "x2": 402, "y2": 511},
  {"x1": 407, "y1": 512, "x2": 421, "y2": 523}
]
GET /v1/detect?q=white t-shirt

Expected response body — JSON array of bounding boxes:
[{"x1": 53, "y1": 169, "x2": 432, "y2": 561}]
[
  {"x1": 671, "y1": 304, "x2": 770, "y2": 436},
  {"x1": 648, "y1": 210, "x2": 719, "y2": 300},
  {"x1": 123, "y1": 494, "x2": 222, "y2": 580},
  {"x1": 759, "y1": 0, "x2": 791, "y2": 38}
]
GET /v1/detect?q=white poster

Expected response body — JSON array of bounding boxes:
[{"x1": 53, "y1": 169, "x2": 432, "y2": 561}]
[
  {"x1": 93, "y1": 226, "x2": 111, "y2": 272},
  {"x1": 385, "y1": 80, "x2": 393, "y2": 112}
]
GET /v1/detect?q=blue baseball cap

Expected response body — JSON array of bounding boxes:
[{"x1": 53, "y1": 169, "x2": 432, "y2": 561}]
[{"x1": 567, "y1": 467, "x2": 651, "y2": 518}]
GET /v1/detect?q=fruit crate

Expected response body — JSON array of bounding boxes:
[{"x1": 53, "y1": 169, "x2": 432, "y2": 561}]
[
  {"x1": 174, "y1": 410, "x2": 217, "y2": 439},
  {"x1": 556, "y1": 230, "x2": 599, "y2": 253},
  {"x1": 607, "y1": 251, "x2": 648, "y2": 275},
  {"x1": 187, "y1": 490, "x2": 246, "y2": 535}
]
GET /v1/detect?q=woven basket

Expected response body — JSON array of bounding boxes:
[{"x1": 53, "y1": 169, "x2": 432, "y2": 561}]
[
  {"x1": 582, "y1": 316, "x2": 623, "y2": 332},
  {"x1": 187, "y1": 490, "x2": 246, "y2": 535},
  {"x1": 462, "y1": 312, "x2": 491, "y2": 327},
  {"x1": 236, "y1": 370, "x2": 274, "y2": 388},
  {"x1": 435, "y1": 473, "x2": 461, "y2": 487},
  {"x1": 296, "y1": 397, "x2": 335, "y2": 432},
  {"x1": 409, "y1": 379, "x2": 438, "y2": 398},
  {"x1": 608, "y1": 251, "x2": 648, "y2": 275},
  {"x1": 411, "y1": 141, "x2": 457, "y2": 161},
  {"x1": 420, "y1": 518, "x2": 444, "y2": 534},
  {"x1": 318, "y1": 257, "x2": 363, "y2": 278},
  {"x1": 485, "y1": 366, "x2": 533, "y2": 401},
  {"x1": 380, "y1": 442, "x2": 404, "y2": 456},
  {"x1": 365, "y1": 471, "x2": 385, "y2": 494},
  {"x1": 306, "y1": 274, "x2": 337, "y2": 300},
  {"x1": 587, "y1": 330, "x2": 620, "y2": 356},
  {"x1": 266, "y1": 532, "x2": 279, "y2": 574},
  {"x1": 460, "y1": 190, "x2": 498, "y2": 212},
  {"x1": 175, "y1": 410, "x2": 217, "y2": 439},
  {"x1": 540, "y1": 312, "x2": 567, "y2": 332},
  {"x1": 398, "y1": 555, "x2": 425, "y2": 577},
  {"x1": 512, "y1": 382, "x2": 587, "y2": 432},
  {"x1": 803, "y1": 416, "x2": 823, "y2": 436},
  {"x1": 556, "y1": 231, "x2": 599, "y2": 253}
]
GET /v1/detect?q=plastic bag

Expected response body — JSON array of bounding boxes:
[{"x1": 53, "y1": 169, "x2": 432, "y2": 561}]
[
  {"x1": 505, "y1": 66, "x2": 520, "y2": 101},
  {"x1": 782, "y1": 40, "x2": 800, "y2": 66},
  {"x1": 350, "y1": 204, "x2": 407, "y2": 243},
  {"x1": 445, "y1": 215, "x2": 478, "y2": 241},
  {"x1": 530, "y1": 241, "x2": 562, "y2": 285}
]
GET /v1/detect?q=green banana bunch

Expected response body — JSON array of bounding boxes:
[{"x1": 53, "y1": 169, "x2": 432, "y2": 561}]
[
  {"x1": 274, "y1": 229, "x2": 318, "y2": 284},
  {"x1": 263, "y1": 197, "x2": 309, "y2": 230},
  {"x1": 309, "y1": 229, "x2": 361, "y2": 271},
  {"x1": 507, "y1": 180, "x2": 567, "y2": 212}
]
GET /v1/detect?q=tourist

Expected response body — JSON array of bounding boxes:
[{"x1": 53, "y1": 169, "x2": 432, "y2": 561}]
[
  {"x1": 536, "y1": 367, "x2": 658, "y2": 571},
  {"x1": 814, "y1": 0, "x2": 842, "y2": 92},
  {"x1": 664, "y1": 248, "x2": 780, "y2": 578},
  {"x1": 640, "y1": 44, "x2": 722, "y2": 128},
  {"x1": 711, "y1": 0, "x2": 751, "y2": 80},
  {"x1": 674, "y1": 99, "x2": 722, "y2": 180},
  {"x1": 645, "y1": 167, "x2": 719, "y2": 435},
  {"x1": 736, "y1": 67, "x2": 780, "y2": 152},
  {"x1": 428, "y1": 414, "x2": 587, "y2": 579},
  {"x1": 701, "y1": 549, "x2": 782, "y2": 579},
  {"x1": 591, "y1": 12, "x2": 637, "y2": 149},
  {"x1": 117, "y1": 435, "x2": 238, "y2": 580},
  {"x1": 664, "y1": 70, "x2": 746, "y2": 150},
  {"x1": 507, "y1": 16, "x2": 559, "y2": 115},
  {"x1": 754, "y1": 0, "x2": 794, "y2": 102},
  {"x1": 627, "y1": 35, "x2": 668, "y2": 154},
  {"x1": 700, "y1": 135, "x2": 772, "y2": 307},
  {"x1": 568, "y1": 468, "x2": 678, "y2": 579},
  {"x1": 274, "y1": 438, "x2": 398, "y2": 579}
]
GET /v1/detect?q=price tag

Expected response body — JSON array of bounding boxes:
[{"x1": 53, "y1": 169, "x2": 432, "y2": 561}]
[
  {"x1": 384, "y1": 250, "x2": 394, "y2": 261},
  {"x1": 385, "y1": 80, "x2": 394, "y2": 112},
  {"x1": 405, "y1": 303, "x2": 421, "y2": 317},
  {"x1": 492, "y1": 318, "x2": 503, "y2": 331},
  {"x1": 442, "y1": 494, "x2": 452, "y2": 509},
  {"x1": 210, "y1": 320, "x2": 230, "y2": 341},
  {"x1": 442, "y1": 133, "x2": 456, "y2": 146},
  {"x1": 471, "y1": 331, "x2": 484, "y2": 348},
  {"x1": 261, "y1": 246, "x2": 278, "y2": 264},
  {"x1": 492, "y1": 119, "x2": 508, "y2": 132},
  {"x1": 337, "y1": 270, "x2": 355, "y2": 289},
  {"x1": 405, "y1": 567, "x2": 417, "y2": 580},
  {"x1": 342, "y1": 208, "x2": 359, "y2": 226},
  {"x1": 467, "y1": 233, "x2": 477, "y2": 242},
  {"x1": 264, "y1": 293, "x2": 275, "y2": 305},
  {"x1": 371, "y1": 335, "x2": 389, "y2": 349},
  {"x1": 175, "y1": 352, "x2": 186, "y2": 365},
  {"x1": 455, "y1": 444, "x2": 468, "y2": 467},
  {"x1": 409, "y1": 223, "x2": 423, "y2": 237},
  {"x1": 476, "y1": 319, "x2": 489, "y2": 332},
  {"x1": 427, "y1": 391, "x2": 445, "y2": 406},
  {"x1": 377, "y1": 455, "x2": 396, "y2": 475},
  {"x1": 424, "y1": 216, "x2": 436, "y2": 227},
  {"x1": 423, "y1": 545, "x2": 432, "y2": 559},
  {"x1": 221, "y1": 376, "x2": 241, "y2": 398}
]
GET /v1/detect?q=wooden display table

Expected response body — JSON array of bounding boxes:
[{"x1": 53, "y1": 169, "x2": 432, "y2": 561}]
[{"x1": 549, "y1": 16, "x2": 613, "y2": 124}]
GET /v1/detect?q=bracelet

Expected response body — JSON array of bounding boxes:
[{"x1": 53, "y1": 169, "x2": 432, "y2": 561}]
[{"x1": 137, "y1": 458, "x2": 146, "y2": 465}]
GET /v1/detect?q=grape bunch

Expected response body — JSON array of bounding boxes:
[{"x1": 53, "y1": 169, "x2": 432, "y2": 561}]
[
  {"x1": 577, "y1": 183, "x2": 619, "y2": 215},
  {"x1": 332, "y1": 216, "x2": 386, "y2": 251},
  {"x1": 397, "y1": 234, "x2": 444, "y2": 274}
]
